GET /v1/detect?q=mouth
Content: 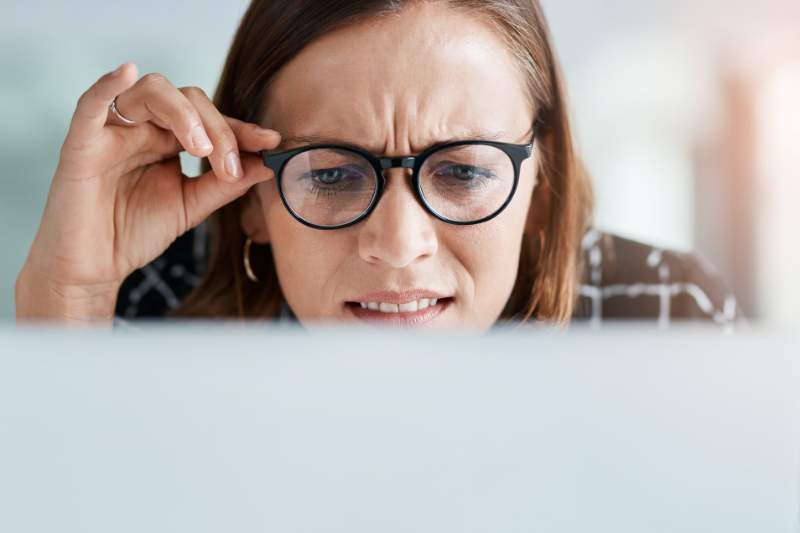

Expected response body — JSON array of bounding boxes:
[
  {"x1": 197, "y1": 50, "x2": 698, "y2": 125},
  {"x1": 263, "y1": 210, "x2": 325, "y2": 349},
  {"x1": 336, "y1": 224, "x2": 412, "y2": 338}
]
[{"x1": 344, "y1": 297, "x2": 454, "y2": 326}]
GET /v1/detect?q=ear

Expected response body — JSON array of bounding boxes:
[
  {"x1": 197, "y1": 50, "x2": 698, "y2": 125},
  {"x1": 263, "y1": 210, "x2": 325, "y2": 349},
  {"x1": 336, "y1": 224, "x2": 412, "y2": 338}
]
[
  {"x1": 240, "y1": 188, "x2": 271, "y2": 244},
  {"x1": 525, "y1": 171, "x2": 551, "y2": 235}
]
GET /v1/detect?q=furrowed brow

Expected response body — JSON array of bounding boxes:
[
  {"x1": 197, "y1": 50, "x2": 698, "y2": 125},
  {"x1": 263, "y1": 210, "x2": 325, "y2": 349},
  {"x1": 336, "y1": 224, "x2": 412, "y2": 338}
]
[{"x1": 273, "y1": 128, "x2": 520, "y2": 154}]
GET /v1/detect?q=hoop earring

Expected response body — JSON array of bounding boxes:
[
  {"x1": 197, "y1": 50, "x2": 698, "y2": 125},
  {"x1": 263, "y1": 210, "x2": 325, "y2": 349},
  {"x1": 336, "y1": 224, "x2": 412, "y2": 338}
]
[{"x1": 243, "y1": 237, "x2": 260, "y2": 283}]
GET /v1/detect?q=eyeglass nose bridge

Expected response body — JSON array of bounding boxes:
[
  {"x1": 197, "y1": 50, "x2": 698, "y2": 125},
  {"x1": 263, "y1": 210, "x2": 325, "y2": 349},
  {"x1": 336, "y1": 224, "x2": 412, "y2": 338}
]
[{"x1": 379, "y1": 156, "x2": 416, "y2": 171}]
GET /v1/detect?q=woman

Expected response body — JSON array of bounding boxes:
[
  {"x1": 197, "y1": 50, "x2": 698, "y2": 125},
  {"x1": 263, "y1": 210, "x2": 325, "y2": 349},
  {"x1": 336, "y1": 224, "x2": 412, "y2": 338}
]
[{"x1": 15, "y1": 0, "x2": 740, "y2": 330}]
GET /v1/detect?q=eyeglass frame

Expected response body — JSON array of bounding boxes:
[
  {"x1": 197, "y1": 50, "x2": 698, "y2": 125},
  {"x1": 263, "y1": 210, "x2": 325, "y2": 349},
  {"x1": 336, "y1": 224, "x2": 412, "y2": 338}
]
[{"x1": 260, "y1": 121, "x2": 542, "y2": 231}]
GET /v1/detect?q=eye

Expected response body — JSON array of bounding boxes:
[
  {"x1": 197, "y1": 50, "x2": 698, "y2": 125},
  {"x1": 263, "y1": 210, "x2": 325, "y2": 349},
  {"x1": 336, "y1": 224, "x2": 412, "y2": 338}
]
[
  {"x1": 448, "y1": 165, "x2": 483, "y2": 180},
  {"x1": 313, "y1": 167, "x2": 346, "y2": 185},
  {"x1": 301, "y1": 165, "x2": 368, "y2": 187},
  {"x1": 435, "y1": 163, "x2": 496, "y2": 183}
]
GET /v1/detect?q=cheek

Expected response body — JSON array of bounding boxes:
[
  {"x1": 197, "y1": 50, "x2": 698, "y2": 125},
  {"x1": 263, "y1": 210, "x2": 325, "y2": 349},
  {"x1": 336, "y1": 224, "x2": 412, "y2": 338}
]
[
  {"x1": 442, "y1": 157, "x2": 536, "y2": 268},
  {"x1": 261, "y1": 186, "x2": 351, "y2": 317},
  {"x1": 450, "y1": 179, "x2": 531, "y2": 325},
  {"x1": 445, "y1": 217, "x2": 524, "y2": 308},
  {"x1": 460, "y1": 224, "x2": 522, "y2": 278}
]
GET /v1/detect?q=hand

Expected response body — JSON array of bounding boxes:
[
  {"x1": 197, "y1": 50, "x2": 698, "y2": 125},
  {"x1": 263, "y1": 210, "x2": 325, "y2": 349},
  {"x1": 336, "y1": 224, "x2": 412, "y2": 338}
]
[{"x1": 15, "y1": 62, "x2": 281, "y2": 322}]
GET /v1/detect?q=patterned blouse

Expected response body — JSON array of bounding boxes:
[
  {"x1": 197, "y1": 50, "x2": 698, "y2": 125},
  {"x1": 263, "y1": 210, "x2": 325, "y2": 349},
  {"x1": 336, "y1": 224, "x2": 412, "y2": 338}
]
[{"x1": 115, "y1": 224, "x2": 743, "y2": 330}]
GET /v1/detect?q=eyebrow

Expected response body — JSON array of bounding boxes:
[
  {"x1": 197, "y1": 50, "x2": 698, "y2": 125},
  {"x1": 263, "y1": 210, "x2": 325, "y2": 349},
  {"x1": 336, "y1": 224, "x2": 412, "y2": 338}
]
[{"x1": 273, "y1": 128, "x2": 520, "y2": 154}]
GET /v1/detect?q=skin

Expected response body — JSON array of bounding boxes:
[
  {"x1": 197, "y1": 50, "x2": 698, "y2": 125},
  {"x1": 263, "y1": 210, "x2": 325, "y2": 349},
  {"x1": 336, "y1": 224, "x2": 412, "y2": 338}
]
[
  {"x1": 16, "y1": 66, "x2": 280, "y2": 323},
  {"x1": 16, "y1": 1, "x2": 542, "y2": 330},
  {"x1": 241, "y1": 1, "x2": 541, "y2": 331}
]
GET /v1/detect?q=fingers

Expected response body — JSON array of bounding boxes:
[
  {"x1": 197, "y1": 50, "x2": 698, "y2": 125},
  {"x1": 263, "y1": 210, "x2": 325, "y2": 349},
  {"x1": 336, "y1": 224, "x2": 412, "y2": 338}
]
[
  {"x1": 181, "y1": 88, "x2": 282, "y2": 183},
  {"x1": 68, "y1": 65, "x2": 283, "y2": 188},
  {"x1": 111, "y1": 78, "x2": 282, "y2": 182},
  {"x1": 181, "y1": 87, "x2": 251, "y2": 183},
  {"x1": 223, "y1": 115, "x2": 282, "y2": 153},
  {"x1": 111, "y1": 73, "x2": 215, "y2": 159},
  {"x1": 180, "y1": 153, "x2": 277, "y2": 231},
  {"x1": 110, "y1": 114, "x2": 281, "y2": 180},
  {"x1": 106, "y1": 122, "x2": 183, "y2": 172},
  {"x1": 66, "y1": 62, "x2": 138, "y2": 149}
]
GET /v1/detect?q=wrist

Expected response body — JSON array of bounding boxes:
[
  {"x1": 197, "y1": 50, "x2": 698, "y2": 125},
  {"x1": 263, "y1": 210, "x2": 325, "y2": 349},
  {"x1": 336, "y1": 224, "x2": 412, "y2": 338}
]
[{"x1": 15, "y1": 266, "x2": 121, "y2": 324}]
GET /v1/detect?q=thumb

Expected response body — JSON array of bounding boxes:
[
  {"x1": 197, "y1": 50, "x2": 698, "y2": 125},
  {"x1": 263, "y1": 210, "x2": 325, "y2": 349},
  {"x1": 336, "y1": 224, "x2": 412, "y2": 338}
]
[{"x1": 181, "y1": 152, "x2": 274, "y2": 230}]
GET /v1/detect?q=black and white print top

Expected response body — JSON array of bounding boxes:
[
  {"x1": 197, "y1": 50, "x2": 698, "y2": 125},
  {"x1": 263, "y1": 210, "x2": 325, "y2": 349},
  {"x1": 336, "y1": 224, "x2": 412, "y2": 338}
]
[{"x1": 115, "y1": 223, "x2": 743, "y2": 330}]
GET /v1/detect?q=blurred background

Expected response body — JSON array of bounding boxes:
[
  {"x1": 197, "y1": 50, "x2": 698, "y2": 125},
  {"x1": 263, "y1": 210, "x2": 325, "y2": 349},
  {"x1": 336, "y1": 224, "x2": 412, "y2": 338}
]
[{"x1": 1, "y1": 0, "x2": 798, "y2": 325}]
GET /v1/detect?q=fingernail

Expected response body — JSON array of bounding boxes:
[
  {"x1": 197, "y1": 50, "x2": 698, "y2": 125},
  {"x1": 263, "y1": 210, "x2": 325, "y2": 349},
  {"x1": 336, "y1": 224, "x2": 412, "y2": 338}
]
[
  {"x1": 225, "y1": 151, "x2": 243, "y2": 180},
  {"x1": 191, "y1": 125, "x2": 213, "y2": 152}
]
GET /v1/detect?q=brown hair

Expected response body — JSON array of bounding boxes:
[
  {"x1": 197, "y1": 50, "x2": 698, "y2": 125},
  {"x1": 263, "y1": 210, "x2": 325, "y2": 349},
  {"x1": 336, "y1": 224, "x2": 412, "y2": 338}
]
[{"x1": 175, "y1": 0, "x2": 595, "y2": 325}]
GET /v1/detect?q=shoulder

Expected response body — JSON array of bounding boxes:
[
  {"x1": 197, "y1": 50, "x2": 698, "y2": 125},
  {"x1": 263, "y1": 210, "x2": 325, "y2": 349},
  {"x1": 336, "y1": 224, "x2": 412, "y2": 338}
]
[{"x1": 572, "y1": 227, "x2": 742, "y2": 328}]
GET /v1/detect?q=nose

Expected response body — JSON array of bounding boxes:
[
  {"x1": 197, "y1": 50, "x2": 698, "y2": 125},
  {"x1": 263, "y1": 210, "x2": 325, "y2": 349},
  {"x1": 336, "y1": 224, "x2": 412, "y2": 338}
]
[{"x1": 357, "y1": 168, "x2": 438, "y2": 268}]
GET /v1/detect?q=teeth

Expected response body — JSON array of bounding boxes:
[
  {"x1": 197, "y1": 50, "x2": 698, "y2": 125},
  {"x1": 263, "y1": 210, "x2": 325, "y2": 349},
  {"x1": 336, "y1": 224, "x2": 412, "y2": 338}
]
[
  {"x1": 379, "y1": 302, "x2": 399, "y2": 313},
  {"x1": 356, "y1": 298, "x2": 444, "y2": 313},
  {"x1": 398, "y1": 301, "x2": 417, "y2": 312}
]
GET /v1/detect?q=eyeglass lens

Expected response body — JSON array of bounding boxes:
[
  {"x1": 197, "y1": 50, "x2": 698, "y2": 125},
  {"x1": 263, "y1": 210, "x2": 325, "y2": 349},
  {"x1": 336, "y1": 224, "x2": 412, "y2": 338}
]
[{"x1": 280, "y1": 144, "x2": 515, "y2": 228}]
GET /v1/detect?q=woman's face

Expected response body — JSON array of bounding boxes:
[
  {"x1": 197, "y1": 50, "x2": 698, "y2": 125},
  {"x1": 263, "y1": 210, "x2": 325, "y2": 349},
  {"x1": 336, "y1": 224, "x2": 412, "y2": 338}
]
[{"x1": 242, "y1": 1, "x2": 539, "y2": 331}]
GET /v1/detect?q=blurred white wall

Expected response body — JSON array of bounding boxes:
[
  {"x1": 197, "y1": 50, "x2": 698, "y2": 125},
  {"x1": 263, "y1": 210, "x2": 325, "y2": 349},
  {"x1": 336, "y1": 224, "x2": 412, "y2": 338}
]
[
  {"x1": 755, "y1": 60, "x2": 800, "y2": 326},
  {"x1": 1, "y1": 0, "x2": 798, "y2": 321}
]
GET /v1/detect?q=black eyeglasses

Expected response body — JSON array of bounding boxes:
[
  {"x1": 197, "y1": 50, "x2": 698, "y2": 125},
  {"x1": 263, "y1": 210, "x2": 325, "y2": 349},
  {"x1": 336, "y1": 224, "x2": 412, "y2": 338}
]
[{"x1": 261, "y1": 123, "x2": 540, "y2": 231}]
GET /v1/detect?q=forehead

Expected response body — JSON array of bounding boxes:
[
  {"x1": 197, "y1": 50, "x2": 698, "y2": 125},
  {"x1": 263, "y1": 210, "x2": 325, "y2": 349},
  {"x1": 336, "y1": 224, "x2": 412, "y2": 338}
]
[{"x1": 261, "y1": 2, "x2": 534, "y2": 153}]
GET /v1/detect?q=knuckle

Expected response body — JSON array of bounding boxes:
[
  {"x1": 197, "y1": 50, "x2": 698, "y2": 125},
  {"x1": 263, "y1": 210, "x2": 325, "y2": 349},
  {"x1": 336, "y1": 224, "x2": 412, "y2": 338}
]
[
  {"x1": 181, "y1": 85, "x2": 207, "y2": 99},
  {"x1": 139, "y1": 72, "x2": 169, "y2": 91},
  {"x1": 215, "y1": 128, "x2": 238, "y2": 150},
  {"x1": 98, "y1": 68, "x2": 117, "y2": 84},
  {"x1": 75, "y1": 93, "x2": 90, "y2": 113},
  {"x1": 181, "y1": 103, "x2": 204, "y2": 128},
  {"x1": 76, "y1": 84, "x2": 99, "y2": 108}
]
